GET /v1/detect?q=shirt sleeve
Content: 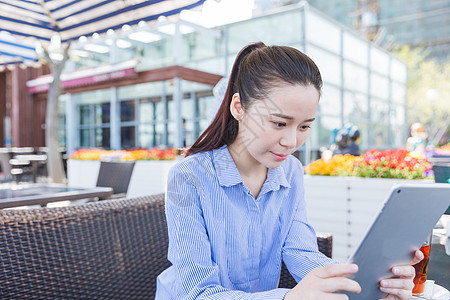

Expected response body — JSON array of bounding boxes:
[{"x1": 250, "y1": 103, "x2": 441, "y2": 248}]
[
  {"x1": 281, "y1": 168, "x2": 338, "y2": 283},
  {"x1": 165, "y1": 166, "x2": 290, "y2": 300}
]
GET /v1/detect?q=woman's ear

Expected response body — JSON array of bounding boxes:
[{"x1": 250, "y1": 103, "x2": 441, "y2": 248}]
[{"x1": 230, "y1": 93, "x2": 243, "y2": 121}]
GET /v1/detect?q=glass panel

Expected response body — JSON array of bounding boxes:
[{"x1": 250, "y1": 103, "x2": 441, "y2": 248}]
[
  {"x1": 390, "y1": 58, "x2": 407, "y2": 83},
  {"x1": 182, "y1": 98, "x2": 193, "y2": 120},
  {"x1": 80, "y1": 129, "x2": 90, "y2": 148},
  {"x1": 168, "y1": 99, "x2": 175, "y2": 121},
  {"x1": 390, "y1": 105, "x2": 405, "y2": 127},
  {"x1": 372, "y1": 124, "x2": 388, "y2": 147},
  {"x1": 370, "y1": 73, "x2": 389, "y2": 99},
  {"x1": 343, "y1": 92, "x2": 368, "y2": 122},
  {"x1": 79, "y1": 105, "x2": 90, "y2": 125},
  {"x1": 121, "y1": 126, "x2": 135, "y2": 149},
  {"x1": 389, "y1": 104, "x2": 406, "y2": 149},
  {"x1": 198, "y1": 95, "x2": 218, "y2": 121},
  {"x1": 155, "y1": 99, "x2": 166, "y2": 121},
  {"x1": 95, "y1": 128, "x2": 110, "y2": 149},
  {"x1": 121, "y1": 100, "x2": 136, "y2": 122},
  {"x1": 139, "y1": 124, "x2": 155, "y2": 148},
  {"x1": 306, "y1": 11, "x2": 341, "y2": 53},
  {"x1": 317, "y1": 115, "x2": 341, "y2": 146},
  {"x1": 183, "y1": 118, "x2": 195, "y2": 147},
  {"x1": 343, "y1": 62, "x2": 368, "y2": 93},
  {"x1": 95, "y1": 103, "x2": 110, "y2": 125},
  {"x1": 370, "y1": 47, "x2": 389, "y2": 75},
  {"x1": 167, "y1": 122, "x2": 175, "y2": 147},
  {"x1": 319, "y1": 85, "x2": 341, "y2": 117},
  {"x1": 226, "y1": 11, "x2": 303, "y2": 54},
  {"x1": 391, "y1": 82, "x2": 406, "y2": 104},
  {"x1": 370, "y1": 100, "x2": 389, "y2": 124},
  {"x1": 155, "y1": 123, "x2": 166, "y2": 147},
  {"x1": 307, "y1": 46, "x2": 341, "y2": 85},
  {"x1": 140, "y1": 99, "x2": 155, "y2": 123},
  {"x1": 343, "y1": 32, "x2": 368, "y2": 66}
]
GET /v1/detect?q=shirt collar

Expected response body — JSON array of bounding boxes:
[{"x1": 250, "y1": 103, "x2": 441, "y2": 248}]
[
  {"x1": 212, "y1": 145, "x2": 243, "y2": 187},
  {"x1": 267, "y1": 165, "x2": 291, "y2": 190},
  {"x1": 212, "y1": 145, "x2": 291, "y2": 190}
]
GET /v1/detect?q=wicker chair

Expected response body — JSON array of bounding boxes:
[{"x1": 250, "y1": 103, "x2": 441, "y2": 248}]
[
  {"x1": 0, "y1": 194, "x2": 170, "y2": 299},
  {"x1": 0, "y1": 193, "x2": 332, "y2": 298}
]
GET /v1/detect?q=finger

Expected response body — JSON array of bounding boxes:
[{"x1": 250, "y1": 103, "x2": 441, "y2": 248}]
[
  {"x1": 380, "y1": 277, "x2": 415, "y2": 291},
  {"x1": 390, "y1": 265, "x2": 416, "y2": 278},
  {"x1": 410, "y1": 249, "x2": 424, "y2": 266},
  {"x1": 315, "y1": 264, "x2": 359, "y2": 279},
  {"x1": 320, "y1": 294, "x2": 351, "y2": 300},
  {"x1": 379, "y1": 286, "x2": 412, "y2": 300},
  {"x1": 321, "y1": 277, "x2": 362, "y2": 294}
]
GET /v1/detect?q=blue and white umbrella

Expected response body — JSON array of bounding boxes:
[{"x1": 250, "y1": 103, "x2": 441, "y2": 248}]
[
  {"x1": 0, "y1": 0, "x2": 206, "y2": 65},
  {"x1": 0, "y1": 0, "x2": 206, "y2": 43},
  {"x1": 0, "y1": 30, "x2": 38, "y2": 66}
]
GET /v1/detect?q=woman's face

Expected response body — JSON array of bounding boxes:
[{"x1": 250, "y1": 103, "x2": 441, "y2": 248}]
[{"x1": 233, "y1": 83, "x2": 320, "y2": 169}]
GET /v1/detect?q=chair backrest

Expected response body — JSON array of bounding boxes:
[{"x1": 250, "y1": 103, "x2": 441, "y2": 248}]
[
  {"x1": 96, "y1": 161, "x2": 135, "y2": 195},
  {"x1": 0, "y1": 194, "x2": 170, "y2": 299}
]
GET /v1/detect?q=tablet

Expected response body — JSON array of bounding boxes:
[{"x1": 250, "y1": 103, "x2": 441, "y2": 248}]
[{"x1": 342, "y1": 183, "x2": 450, "y2": 299}]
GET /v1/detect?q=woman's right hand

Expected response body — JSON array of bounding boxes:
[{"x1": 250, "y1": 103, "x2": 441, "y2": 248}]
[{"x1": 284, "y1": 264, "x2": 361, "y2": 300}]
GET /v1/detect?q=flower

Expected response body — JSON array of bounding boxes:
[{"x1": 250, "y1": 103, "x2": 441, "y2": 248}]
[
  {"x1": 69, "y1": 147, "x2": 180, "y2": 161},
  {"x1": 305, "y1": 149, "x2": 433, "y2": 180}
]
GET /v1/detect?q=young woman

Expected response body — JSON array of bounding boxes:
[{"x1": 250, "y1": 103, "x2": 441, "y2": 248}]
[{"x1": 156, "y1": 42, "x2": 422, "y2": 299}]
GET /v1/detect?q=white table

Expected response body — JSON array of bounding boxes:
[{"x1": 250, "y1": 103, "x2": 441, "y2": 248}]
[{"x1": 411, "y1": 281, "x2": 450, "y2": 300}]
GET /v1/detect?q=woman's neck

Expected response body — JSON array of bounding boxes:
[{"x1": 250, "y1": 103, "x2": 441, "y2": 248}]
[{"x1": 228, "y1": 141, "x2": 268, "y2": 198}]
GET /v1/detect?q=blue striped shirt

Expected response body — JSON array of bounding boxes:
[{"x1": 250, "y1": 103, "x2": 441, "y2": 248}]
[{"x1": 156, "y1": 145, "x2": 335, "y2": 299}]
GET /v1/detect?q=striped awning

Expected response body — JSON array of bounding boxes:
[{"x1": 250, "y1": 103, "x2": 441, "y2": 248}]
[
  {"x1": 0, "y1": 0, "x2": 206, "y2": 43},
  {"x1": 0, "y1": 31, "x2": 38, "y2": 66}
]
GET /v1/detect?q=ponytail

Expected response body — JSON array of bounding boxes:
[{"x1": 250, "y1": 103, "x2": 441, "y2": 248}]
[{"x1": 184, "y1": 42, "x2": 267, "y2": 157}]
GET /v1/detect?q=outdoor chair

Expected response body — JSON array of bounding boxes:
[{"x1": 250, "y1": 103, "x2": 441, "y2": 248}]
[
  {"x1": 0, "y1": 193, "x2": 170, "y2": 299},
  {"x1": 96, "y1": 161, "x2": 135, "y2": 197},
  {"x1": 0, "y1": 193, "x2": 332, "y2": 298}
]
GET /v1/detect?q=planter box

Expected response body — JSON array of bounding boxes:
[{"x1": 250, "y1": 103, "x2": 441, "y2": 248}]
[
  {"x1": 303, "y1": 175, "x2": 433, "y2": 262},
  {"x1": 67, "y1": 159, "x2": 179, "y2": 198}
]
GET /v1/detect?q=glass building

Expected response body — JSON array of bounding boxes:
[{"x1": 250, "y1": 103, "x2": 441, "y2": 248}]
[
  {"x1": 40, "y1": 3, "x2": 406, "y2": 164},
  {"x1": 277, "y1": 0, "x2": 450, "y2": 63}
]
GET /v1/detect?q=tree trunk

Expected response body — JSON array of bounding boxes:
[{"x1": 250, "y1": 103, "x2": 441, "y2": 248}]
[{"x1": 43, "y1": 44, "x2": 70, "y2": 183}]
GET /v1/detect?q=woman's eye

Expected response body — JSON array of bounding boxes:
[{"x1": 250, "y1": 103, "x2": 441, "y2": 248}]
[
  {"x1": 272, "y1": 122, "x2": 286, "y2": 127},
  {"x1": 299, "y1": 125, "x2": 311, "y2": 131}
]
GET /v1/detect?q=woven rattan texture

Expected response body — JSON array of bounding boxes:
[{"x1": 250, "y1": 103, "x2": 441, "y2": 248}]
[
  {"x1": 0, "y1": 194, "x2": 170, "y2": 299},
  {"x1": 278, "y1": 234, "x2": 333, "y2": 289}
]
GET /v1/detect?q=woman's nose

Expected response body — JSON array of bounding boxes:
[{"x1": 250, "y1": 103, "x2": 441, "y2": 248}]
[{"x1": 279, "y1": 129, "x2": 297, "y2": 149}]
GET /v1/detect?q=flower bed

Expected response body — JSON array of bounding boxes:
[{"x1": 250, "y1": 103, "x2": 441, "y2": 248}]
[
  {"x1": 305, "y1": 149, "x2": 432, "y2": 179},
  {"x1": 69, "y1": 147, "x2": 179, "y2": 161}
]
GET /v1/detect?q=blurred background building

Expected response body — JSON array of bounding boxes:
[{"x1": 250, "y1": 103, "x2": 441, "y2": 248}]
[
  {"x1": 0, "y1": 2, "x2": 409, "y2": 165},
  {"x1": 262, "y1": 0, "x2": 449, "y2": 63}
]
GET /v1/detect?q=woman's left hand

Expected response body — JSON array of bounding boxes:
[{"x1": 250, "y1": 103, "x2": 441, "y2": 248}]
[{"x1": 379, "y1": 250, "x2": 424, "y2": 300}]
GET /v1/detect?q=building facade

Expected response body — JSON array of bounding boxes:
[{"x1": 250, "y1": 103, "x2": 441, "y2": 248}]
[
  {"x1": 4, "y1": 3, "x2": 408, "y2": 164},
  {"x1": 272, "y1": 0, "x2": 449, "y2": 62}
]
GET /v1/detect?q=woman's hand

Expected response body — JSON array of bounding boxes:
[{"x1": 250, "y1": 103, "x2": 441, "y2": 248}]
[
  {"x1": 284, "y1": 264, "x2": 361, "y2": 300},
  {"x1": 379, "y1": 250, "x2": 424, "y2": 300}
]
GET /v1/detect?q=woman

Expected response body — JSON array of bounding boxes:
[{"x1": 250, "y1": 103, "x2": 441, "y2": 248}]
[{"x1": 156, "y1": 42, "x2": 422, "y2": 299}]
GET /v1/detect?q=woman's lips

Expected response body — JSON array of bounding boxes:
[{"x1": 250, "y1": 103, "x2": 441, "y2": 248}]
[{"x1": 271, "y1": 152, "x2": 288, "y2": 161}]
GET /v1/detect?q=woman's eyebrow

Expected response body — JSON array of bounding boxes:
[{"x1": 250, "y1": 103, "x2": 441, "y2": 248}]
[
  {"x1": 270, "y1": 113, "x2": 315, "y2": 123},
  {"x1": 270, "y1": 113, "x2": 294, "y2": 120}
]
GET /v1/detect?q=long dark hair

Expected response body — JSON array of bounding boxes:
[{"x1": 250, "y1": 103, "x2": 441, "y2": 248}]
[{"x1": 184, "y1": 42, "x2": 323, "y2": 157}]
